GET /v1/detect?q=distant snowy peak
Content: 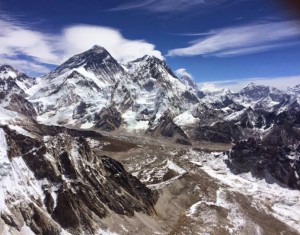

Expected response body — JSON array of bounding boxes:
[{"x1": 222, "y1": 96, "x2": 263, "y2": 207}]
[
  {"x1": 0, "y1": 65, "x2": 35, "y2": 92},
  {"x1": 175, "y1": 68, "x2": 197, "y2": 89},
  {"x1": 178, "y1": 74, "x2": 197, "y2": 89},
  {"x1": 240, "y1": 82, "x2": 282, "y2": 100},
  {"x1": 288, "y1": 84, "x2": 300, "y2": 96},
  {"x1": 46, "y1": 45, "x2": 125, "y2": 82},
  {"x1": 0, "y1": 65, "x2": 22, "y2": 79}
]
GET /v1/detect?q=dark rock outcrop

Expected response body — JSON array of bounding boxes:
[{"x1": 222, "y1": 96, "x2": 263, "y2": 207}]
[
  {"x1": 47, "y1": 45, "x2": 125, "y2": 81},
  {"x1": 94, "y1": 107, "x2": 122, "y2": 131},
  {"x1": 227, "y1": 138, "x2": 300, "y2": 190},
  {"x1": 193, "y1": 122, "x2": 242, "y2": 143},
  {"x1": 7, "y1": 93, "x2": 37, "y2": 119},
  {"x1": 149, "y1": 114, "x2": 190, "y2": 145}
]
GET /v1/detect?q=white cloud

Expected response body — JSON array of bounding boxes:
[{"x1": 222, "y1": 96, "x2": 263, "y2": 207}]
[
  {"x1": 215, "y1": 42, "x2": 300, "y2": 57},
  {"x1": 198, "y1": 82, "x2": 223, "y2": 92},
  {"x1": 0, "y1": 19, "x2": 59, "y2": 64},
  {"x1": 175, "y1": 68, "x2": 192, "y2": 78},
  {"x1": 0, "y1": 18, "x2": 163, "y2": 75},
  {"x1": 198, "y1": 75, "x2": 300, "y2": 92},
  {"x1": 61, "y1": 25, "x2": 163, "y2": 63},
  {"x1": 110, "y1": 0, "x2": 226, "y2": 13},
  {"x1": 0, "y1": 56, "x2": 50, "y2": 75},
  {"x1": 168, "y1": 21, "x2": 300, "y2": 57}
]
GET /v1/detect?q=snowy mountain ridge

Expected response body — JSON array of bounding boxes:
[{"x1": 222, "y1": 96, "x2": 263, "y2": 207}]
[{"x1": 1, "y1": 45, "x2": 299, "y2": 141}]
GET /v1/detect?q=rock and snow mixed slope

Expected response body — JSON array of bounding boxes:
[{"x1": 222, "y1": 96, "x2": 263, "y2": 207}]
[
  {"x1": 0, "y1": 65, "x2": 35, "y2": 92},
  {"x1": 0, "y1": 124, "x2": 158, "y2": 235},
  {"x1": 26, "y1": 47, "x2": 202, "y2": 135},
  {"x1": 0, "y1": 45, "x2": 300, "y2": 234},
  {"x1": 14, "y1": 46, "x2": 298, "y2": 143}
]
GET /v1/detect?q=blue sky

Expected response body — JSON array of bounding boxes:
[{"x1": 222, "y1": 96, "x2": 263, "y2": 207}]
[{"x1": 0, "y1": 0, "x2": 300, "y2": 89}]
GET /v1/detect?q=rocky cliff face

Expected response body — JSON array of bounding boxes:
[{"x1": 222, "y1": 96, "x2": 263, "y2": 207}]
[
  {"x1": 0, "y1": 124, "x2": 158, "y2": 234},
  {"x1": 227, "y1": 137, "x2": 300, "y2": 190}
]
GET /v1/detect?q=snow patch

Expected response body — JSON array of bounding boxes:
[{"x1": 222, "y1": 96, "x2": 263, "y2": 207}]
[
  {"x1": 122, "y1": 110, "x2": 149, "y2": 131},
  {"x1": 167, "y1": 160, "x2": 186, "y2": 175},
  {"x1": 81, "y1": 122, "x2": 94, "y2": 129},
  {"x1": 0, "y1": 71, "x2": 17, "y2": 79},
  {"x1": 173, "y1": 111, "x2": 198, "y2": 127}
]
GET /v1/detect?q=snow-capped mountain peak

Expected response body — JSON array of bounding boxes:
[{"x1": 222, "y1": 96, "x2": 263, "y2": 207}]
[
  {"x1": 0, "y1": 65, "x2": 20, "y2": 80},
  {"x1": 240, "y1": 82, "x2": 282, "y2": 100},
  {"x1": 126, "y1": 55, "x2": 177, "y2": 80},
  {"x1": 178, "y1": 73, "x2": 197, "y2": 89},
  {"x1": 0, "y1": 65, "x2": 35, "y2": 92},
  {"x1": 47, "y1": 45, "x2": 125, "y2": 80},
  {"x1": 288, "y1": 84, "x2": 300, "y2": 96}
]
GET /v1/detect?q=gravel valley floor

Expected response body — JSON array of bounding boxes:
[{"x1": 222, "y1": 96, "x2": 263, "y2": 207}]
[{"x1": 94, "y1": 135, "x2": 300, "y2": 235}]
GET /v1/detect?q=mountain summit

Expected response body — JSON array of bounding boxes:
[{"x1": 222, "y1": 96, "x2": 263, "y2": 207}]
[
  {"x1": 47, "y1": 45, "x2": 125, "y2": 81},
  {"x1": 0, "y1": 64, "x2": 21, "y2": 79}
]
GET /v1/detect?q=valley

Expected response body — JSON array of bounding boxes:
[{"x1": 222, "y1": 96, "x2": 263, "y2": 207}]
[{"x1": 95, "y1": 135, "x2": 300, "y2": 235}]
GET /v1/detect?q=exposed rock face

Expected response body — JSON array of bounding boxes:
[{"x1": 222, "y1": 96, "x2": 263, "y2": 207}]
[
  {"x1": 0, "y1": 78, "x2": 22, "y2": 94},
  {"x1": 182, "y1": 90, "x2": 199, "y2": 104},
  {"x1": 193, "y1": 121, "x2": 242, "y2": 143},
  {"x1": 6, "y1": 93, "x2": 37, "y2": 119},
  {"x1": 149, "y1": 114, "x2": 191, "y2": 145},
  {"x1": 94, "y1": 107, "x2": 122, "y2": 131},
  {"x1": 227, "y1": 138, "x2": 300, "y2": 190},
  {"x1": 0, "y1": 125, "x2": 158, "y2": 234},
  {"x1": 263, "y1": 125, "x2": 300, "y2": 147},
  {"x1": 126, "y1": 55, "x2": 177, "y2": 82},
  {"x1": 0, "y1": 64, "x2": 35, "y2": 90}
]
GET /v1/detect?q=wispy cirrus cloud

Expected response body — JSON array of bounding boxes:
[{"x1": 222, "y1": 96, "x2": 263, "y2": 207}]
[
  {"x1": 198, "y1": 75, "x2": 300, "y2": 91},
  {"x1": 168, "y1": 21, "x2": 300, "y2": 57},
  {"x1": 109, "y1": 0, "x2": 156, "y2": 11},
  {"x1": 110, "y1": 0, "x2": 228, "y2": 13},
  {"x1": 0, "y1": 17, "x2": 162, "y2": 75}
]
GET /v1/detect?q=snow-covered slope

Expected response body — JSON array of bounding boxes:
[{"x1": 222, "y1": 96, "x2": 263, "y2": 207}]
[
  {"x1": 27, "y1": 46, "x2": 134, "y2": 127},
  {"x1": 123, "y1": 55, "x2": 200, "y2": 130},
  {"x1": 27, "y1": 47, "x2": 201, "y2": 134}
]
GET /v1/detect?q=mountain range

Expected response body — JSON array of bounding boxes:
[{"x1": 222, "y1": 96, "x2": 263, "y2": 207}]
[{"x1": 0, "y1": 46, "x2": 299, "y2": 234}]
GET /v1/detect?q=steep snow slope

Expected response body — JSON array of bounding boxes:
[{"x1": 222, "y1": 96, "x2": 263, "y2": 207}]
[
  {"x1": 27, "y1": 46, "x2": 134, "y2": 127},
  {"x1": 123, "y1": 55, "x2": 200, "y2": 130}
]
